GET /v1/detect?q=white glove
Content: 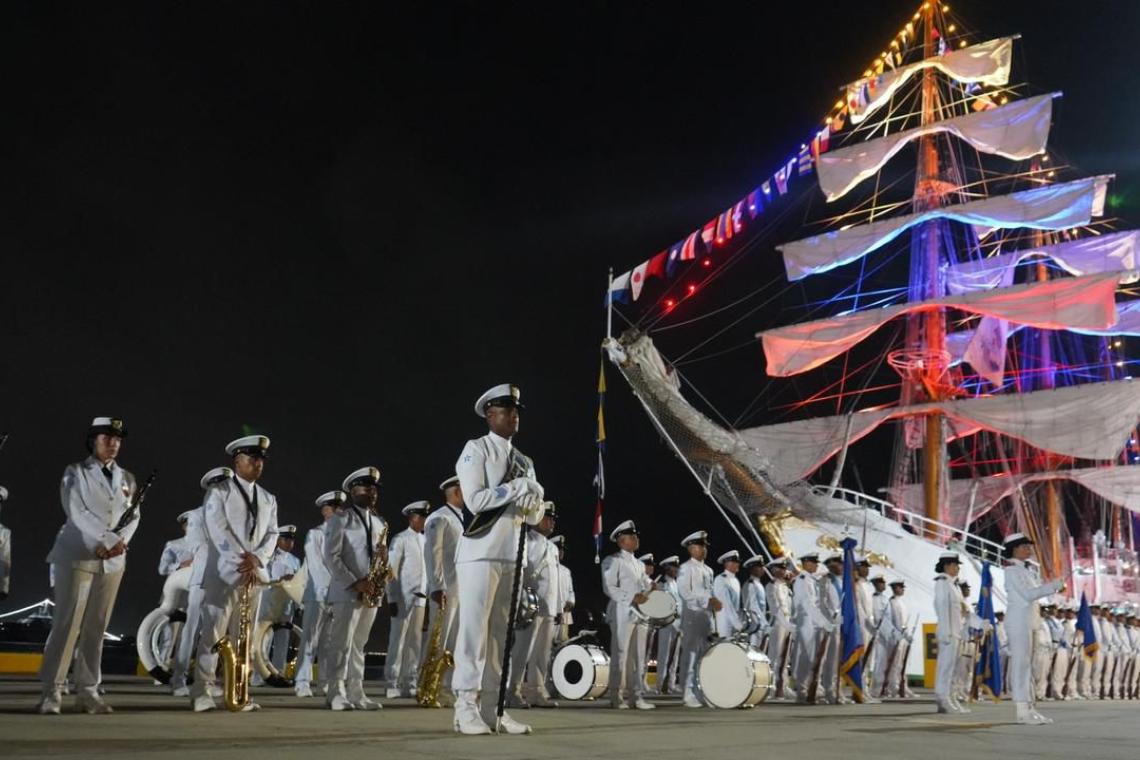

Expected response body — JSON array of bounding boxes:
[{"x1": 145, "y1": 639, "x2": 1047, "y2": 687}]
[
  {"x1": 982, "y1": 620, "x2": 994, "y2": 633},
  {"x1": 519, "y1": 494, "x2": 546, "y2": 526}
]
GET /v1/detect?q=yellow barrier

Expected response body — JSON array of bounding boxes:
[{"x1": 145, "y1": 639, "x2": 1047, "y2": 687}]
[
  {"x1": 0, "y1": 652, "x2": 43, "y2": 674},
  {"x1": 922, "y1": 623, "x2": 937, "y2": 688}
]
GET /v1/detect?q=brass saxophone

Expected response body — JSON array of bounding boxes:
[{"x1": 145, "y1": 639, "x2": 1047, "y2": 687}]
[
  {"x1": 362, "y1": 522, "x2": 394, "y2": 608},
  {"x1": 214, "y1": 581, "x2": 254, "y2": 711},
  {"x1": 416, "y1": 598, "x2": 454, "y2": 707}
]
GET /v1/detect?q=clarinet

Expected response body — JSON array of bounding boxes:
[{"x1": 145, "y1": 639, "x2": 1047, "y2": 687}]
[{"x1": 112, "y1": 469, "x2": 159, "y2": 534}]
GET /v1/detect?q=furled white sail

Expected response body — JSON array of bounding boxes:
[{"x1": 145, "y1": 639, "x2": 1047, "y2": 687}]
[
  {"x1": 889, "y1": 465, "x2": 1140, "y2": 528},
  {"x1": 846, "y1": 37, "x2": 1015, "y2": 125},
  {"x1": 757, "y1": 271, "x2": 1121, "y2": 377},
  {"x1": 819, "y1": 94, "x2": 1055, "y2": 202},
  {"x1": 780, "y1": 176, "x2": 1112, "y2": 282},
  {"x1": 737, "y1": 379, "x2": 1140, "y2": 485}
]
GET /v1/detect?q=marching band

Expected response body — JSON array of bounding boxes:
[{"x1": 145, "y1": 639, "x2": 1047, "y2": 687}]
[{"x1": 9, "y1": 404, "x2": 1140, "y2": 732}]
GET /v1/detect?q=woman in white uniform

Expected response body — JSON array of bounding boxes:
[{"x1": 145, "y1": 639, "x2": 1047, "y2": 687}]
[{"x1": 1003, "y1": 533, "x2": 1063, "y2": 725}]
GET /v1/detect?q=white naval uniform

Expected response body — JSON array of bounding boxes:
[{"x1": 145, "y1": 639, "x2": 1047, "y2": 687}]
[
  {"x1": 1091, "y1": 615, "x2": 1107, "y2": 697},
  {"x1": 654, "y1": 575, "x2": 682, "y2": 693},
  {"x1": 554, "y1": 562, "x2": 575, "y2": 644},
  {"x1": 1050, "y1": 616, "x2": 1072, "y2": 699},
  {"x1": 1031, "y1": 613, "x2": 1052, "y2": 700},
  {"x1": 791, "y1": 571, "x2": 834, "y2": 701},
  {"x1": 602, "y1": 548, "x2": 651, "y2": 705},
  {"x1": 171, "y1": 507, "x2": 209, "y2": 691},
  {"x1": 261, "y1": 547, "x2": 301, "y2": 674},
  {"x1": 880, "y1": 595, "x2": 910, "y2": 697},
  {"x1": 158, "y1": 536, "x2": 194, "y2": 577},
  {"x1": 854, "y1": 578, "x2": 875, "y2": 684},
  {"x1": 868, "y1": 591, "x2": 890, "y2": 693},
  {"x1": 422, "y1": 501, "x2": 464, "y2": 694},
  {"x1": 742, "y1": 577, "x2": 769, "y2": 649},
  {"x1": 192, "y1": 476, "x2": 278, "y2": 700},
  {"x1": 385, "y1": 526, "x2": 427, "y2": 693},
  {"x1": 933, "y1": 574, "x2": 965, "y2": 703},
  {"x1": 295, "y1": 522, "x2": 333, "y2": 692},
  {"x1": 677, "y1": 558, "x2": 714, "y2": 702},
  {"x1": 510, "y1": 530, "x2": 560, "y2": 701},
  {"x1": 0, "y1": 519, "x2": 10, "y2": 597},
  {"x1": 766, "y1": 579, "x2": 793, "y2": 694},
  {"x1": 1003, "y1": 558, "x2": 1062, "y2": 705},
  {"x1": 324, "y1": 504, "x2": 385, "y2": 704},
  {"x1": 1065, "y1": 620, "x2": 1083, "y2": 699},
  {"x1": 712, "y1": 571, "x2": 742, "y2": 640},
  {"x1": 817, "y1": 573, "x2": 844, "y2": 702},
  {"x1": 1111, "y1": 621, "x2": 1127, "y2": 697},
  {"x1": 40, "y1": 458, "x2": 138, "y2": 700},
  {"x1": 452, "y1": 431, "x2": 542, "y2": 728}
]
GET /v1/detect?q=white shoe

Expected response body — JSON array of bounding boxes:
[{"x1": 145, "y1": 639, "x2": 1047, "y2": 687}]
[
  {"x1": 385, "y1": 688, "x2": 401, "y2": 699},
  {"x1": 453, "y1": 712, "x2": 492, "y2": 735},
  {"x1": 1015, "y1": 702, "x2": 1045, "y2": 725},
  {"x1": 528, "y1": 694, "x2": 558, "y2": 708},
  {"x1": 192, "y1": 695, "x2": 217, "y2": 713},
  {"x1": 633, "y1": 698, "x2": 656, "y2": 710},
  {"x1": 683, "y1": 695, "x2": 703, "y2": 708},
  {"x1": 611, "y1": 699, "x2": 630, "y2": 709},
  {"x1": 506, "y1": 693, "x2": 530, "y2": 709},
  {"x1": 76, "y1": 694, "x2": 113, "y2": 714},
  {"x1": 36, "y1": 694, "x2": 62, "y2": 715},
  {"x1": 172, "y1": 686, "x2": 190, "y2": 698},
  {"x1": 295, "y1": 686, "x2": 313, "y2": 698},
  {"x1": 327, "y1": 695, "x2": 355, "y2": 711},
  {"x1": 936, "y1": 698, "x2": 953, "y2": 714},
  {"x1": 352, "y1": 697, "x2": 382, "y2": 711},
  {"x1": 952, "y1": 699, "x2": 972, "y2": 714},
  {"x1": 495, "y1": 712, "x2": 532, "y2": 735},
  {"x1": 239, "y1": 702, "x2": 261, "y2": 712},
  {"x1": 1030, "y1": 708, "x2": 1053, "y2": 724},
  {"x1": 208, "y1": 685, "x2": 223, "y2": 698}
]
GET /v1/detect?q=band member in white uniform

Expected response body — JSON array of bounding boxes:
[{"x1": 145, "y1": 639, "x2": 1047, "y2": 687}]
[
  {"x1": 385, "y1": 501, "x2": 428, "y2": 698},
  {"x1": 1047, "y1": 602, "x2": 1071, "y2": 701},
  {"x1": 677, "y1": 530, "x2": 719, "y2": 708},
  {"x1": 294, "y1": 490, "x2": 343, "y2": 698},
  {"x1": 790, "y1": 552, "x2": 834, "y2": 704},
  {"x1": 158, "y1": 513, "x2": 195, "y2": 577},
  {"x1": 452, "y1": 384, "x2": 545, "y2": 736},
  {"x1": 865, "y1": 571, "x2": 888, "y2": 695},
  {"x1": 852, "y1": 557, "x2": 880, "y2": 702},
  {"x1": 191, "y1": 435, "x2": 279, "y2": 712},
  {"x1": 0, "y1": 486, "x2": 10, "y2": 601},
  {"x1": 1032, "y1": 602, "x2": 1055, "y2": 701},
  {"x1": 817, "y1": 552, "x2": 845, "y2": 704},
  {"x1": 508, "y1": 502, "x2": 560, "y2": 708},
  {"x1": 422, "y1": 476, "x2": 465, "y2": 703},
  {"x1": 636, "y1": 553, "x2": 655, "y2": 693},
  {"x1": 550, "y1": 535, "x2": 576, "y2": 645},
  {"x1": 258, "y1": 524, "x2": 300, "y2": 681},
  {"x1": 170, "y1": 467, "x2": 232, "y2": 697},
  {"x1": 934, "y1": 551, "x2": 975, "y2": 714},
  {"x1": 882, "y1": 579, "x2": 914, "y2": 698},
  {"x1": 601, "y1": 520, "x2": 654, "y2": 710},
  {"x1": 741, "y1": 555, "x2": 769, "y2": 650},
  {"x1": 765, "y1": 558, "x2": 794, "y2": 699},
  {"x1": 712, "y1": 550, "x2": 742, "y2": 640},
  {"x1": 324, "y1": 466, "x2": 386, "y2": 711},
  {"x1": 1061, "y1": 604, "x2": 1082, "y2": 700},
  {"x1": 1002, "y1": 532, "x2": 1064, "y2": 725},
  {"x1": 653, "y1": 555, "x2": 682, "y2": 694},
  {"x1": 38, "y1": 418, "x2": 137, "y2": 715}
]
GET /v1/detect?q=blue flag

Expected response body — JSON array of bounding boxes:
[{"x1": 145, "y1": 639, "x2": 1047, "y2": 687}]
[
  {"x1": 839, "y1": 537, "x2": 865, "y2": 702},
  {"x1": 1077, "y1": 592, "x2": 1099, "y2": 659},
  {"x1": 973, "y1": 561, "x2": 1002, "y2": 700}
]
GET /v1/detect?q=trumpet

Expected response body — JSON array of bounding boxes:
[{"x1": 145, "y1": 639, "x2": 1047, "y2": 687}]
[{"x1": 362, "y1": 522, "x2": 394, "y2": 608}]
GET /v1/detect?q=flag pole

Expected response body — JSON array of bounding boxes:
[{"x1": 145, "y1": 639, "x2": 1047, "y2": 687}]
[{"x1": 606, "y1": 267, "x2": 614, "y2": 340}]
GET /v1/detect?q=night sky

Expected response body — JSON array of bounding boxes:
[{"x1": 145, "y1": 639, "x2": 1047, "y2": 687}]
[{"x1": 2, "y1": 1, "x2": 1138, "y2": 639}]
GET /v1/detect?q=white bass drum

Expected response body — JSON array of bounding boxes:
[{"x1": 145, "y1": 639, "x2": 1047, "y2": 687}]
[
  {"x1": 697, "y1": 639, "x2": 773, "y2": 708},
  {"x1": 551, "y1": 643, "x2": 609, "y2": 700}
]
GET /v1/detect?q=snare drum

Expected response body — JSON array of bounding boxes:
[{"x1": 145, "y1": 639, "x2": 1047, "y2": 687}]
[
  {"x1": 552, "y1": 643, "x2": 610, "y2": 700},
  {"x1": 697, "y1": 639, "x2": 773, "y2": 708},
  {"x1": 631, "y1": 589, "x2": 679, "y2": 627}
]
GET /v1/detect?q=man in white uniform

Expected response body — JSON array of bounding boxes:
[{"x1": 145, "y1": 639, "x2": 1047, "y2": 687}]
[
  {"x1": 741, "y1": 555, "x2": 768, "y2": 650},
  {"x1": 0, "y1": 486, "x2": 10, "y2": 601},
  {"x1": 385, "y1": 501, "x2": 429, "y2": 698},
  {"x1": 550, "y1": 535, "x2": 576, "y2": 645},
  {"x1": 865, "y1": 572, "x2": 889, "y2": 696},
  {"x1": 422, "y1": 475, "x2": 465, "y2": 704},
  {"x1": 653, "y1": 555, "x2": 682, "y2": 694},
  {"x1": 294, "y1": 490, "x2": 343, "y2": 698},
  {"x1": 880, "y1": 579, "x2": 913, "y2": 698},
  {"x1": 158, "y1": 513, "x2": 195, "y2": 577},
  {"x1": 324, "y1": 466, "x2": 386, "y2": 711},
  {"x1": 508, "y1": 503, "x2": 560, "y2": 708},
  {"x1": 190, "y1": 435, "x2": 279, "y2": 713},
  {"x1": 257, "y1": 524, "x2": 301, "y2": 683},
  {"x1": 1003, "y1": 532, "x2": 1064, "y2": 725},
  {"x1": 765, "y1": 557, "x2": 793, "y2": 699},
  {"x1": 677, "y1": 530, "x2": 719, "y2": 708},
  {"x1": 817, "y1": 552, "x2": 845, "y2": 705},
  {"x1": 602, "y1": 520, "x2": 654, "y2": 710},
  {"x1": 1034, "y1": 602, "x2": 1058, "y2": 701},
  {"x1": 933, "y1": 551, "x2": 976, "y2": 714},
  {"x1": 712, "y1": 550, "x2": 742, "y2": 640},
  {"x1": 38, "y1": 418, "x2": 138, "y2": 715},
  {"x1": 170, "y1": 467, "x2": 232, "y2": 697},
  {"x1": 790, "y1": 552, "x2": 835, "y2": 704},
  {"x1": 452, "y1": 384, "x2": 545, "y2": 736},
  {"x1": 1049, "y1": 601, "x2": 1072, "y2": 701}
]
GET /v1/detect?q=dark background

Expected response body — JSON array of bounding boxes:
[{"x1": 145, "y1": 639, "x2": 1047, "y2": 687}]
[{"x1": 1, "y1": 1, "x2": 1137, "y2": 642}]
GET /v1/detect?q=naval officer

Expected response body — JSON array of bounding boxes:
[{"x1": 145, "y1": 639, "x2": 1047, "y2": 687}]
[
  {"x1": 677, "y1": 530, "x2": 718, "y2": 708},
  {"x1": 385, "y1": 501, "x2": 429, "y2": 698},
  {"x1": 422, "y1": 475, "x2": 466, "y2": 704},
  {"x1": 1003, "y1": 532, "x2": 1064, "y2": 724},
  {"x1": 601, "y1": 520, "x2": 654, "y2": 710},
  {"x1": 294, "y1": 490, "x2": 343, "y2": 698}
]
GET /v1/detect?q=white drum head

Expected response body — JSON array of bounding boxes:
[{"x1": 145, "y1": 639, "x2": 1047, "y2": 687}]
[
  {"x1": 698, "y1": 641, "x2": 755, "y2": 709},
  {"x1": 552, "y1": 644, "x2": 608, "y2": 700}
]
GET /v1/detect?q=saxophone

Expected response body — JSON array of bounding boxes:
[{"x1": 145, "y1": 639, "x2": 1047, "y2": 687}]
[
  {"x1": 214, "y1": 581, "x2": 254, "y2": 711},
  {"x1": 362, "y1": 522, "x2": 394, "y2": 608},
  {"x1": 416, "y1": 598, "x2": 454, "y2": 707}
]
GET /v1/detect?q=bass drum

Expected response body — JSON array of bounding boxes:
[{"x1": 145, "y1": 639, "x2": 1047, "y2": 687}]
[
  {"x1": 697, "y1": 640, "x2": 773, "y2": 709},
  {"x1": 252, "y1": 619, "x2": 304, "y2": 687},
  {"x1": 551, "y1": 643, "x2": 609, "y2": 700},
  {"x1": 135, "y1": 566, "x2": 192, "y2": 683},
  {"x1": 632, "y1": 589, "x2": 678, "y2": 627}
]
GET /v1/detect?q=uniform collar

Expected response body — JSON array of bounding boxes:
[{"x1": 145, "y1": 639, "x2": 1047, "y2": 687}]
[
  {"x1": 235, "y1": 474, "x2": 257, "y2": 495},
  {"x1": 488, "y1": 430, "x2": 512, "y2": 452}
]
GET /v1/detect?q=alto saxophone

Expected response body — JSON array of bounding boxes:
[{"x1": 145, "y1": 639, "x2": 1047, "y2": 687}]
[
  {"x1": 416, "y1": 598, "x2": 454, "y2": 707},
  {"x1": 362, "y1": 522, "x2": 394, "y2": 608},
  {"x1": 214, "y1": 581, "x2": 254, "y2": 711}
]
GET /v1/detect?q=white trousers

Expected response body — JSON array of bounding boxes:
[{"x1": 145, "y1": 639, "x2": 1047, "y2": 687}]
[
  {"x1": 327, "y1": 601, "x2": 378, "y2": 702},
  {"x1": 678, "y1": 610, "x2": 711, "y2": 701},
  {"x1": 294, "y1": 598, "x2": 332, "y2": 688},
  {"x1": 934, "y1": 636, "x2": 959, "y2": 700},
  {"x1": 1091, "y1": 649, "x2": 1105, "y2": 697},
  {"x1": 608, "y1": 604, "x2": 647, "y2": 704},
  {"x1": 1006, "y1": 620, "x2": 1034, "y2": 703},
  {"x1": 40, "y1": 565, "x2": 124, "y2": 698},
  {"x1": 767, "y1": 626, "x2": 792, "y2": 695},
  {"x1": 453, "y1": 559, "x2": 517, "y2": 727},
  {"x1": 191, "y1": 585, "x2": 263, "y2": 699},
  {"x1": 1104, "y1": 652, "x2": 1119, "y2": 698},
  {"x1": 1032, "y1": 646, "x2": 1052, "y2": 700},
  {"x1": 818, "y1": 629, "x2": 840, "y2": 701},
  {"x1": 791, "y1": 623, "x2": 820, "y2": 700},
  {"x1": 509, "y1": 614, "x2": 554, "y2": 699},
  {"x1": 171, "y1": 584, "x2": 205, "y2": 689},
  {"x1": 384, "y1": 602, "x2": 425, "y2": 690},
  {"x1": 655, "y1": 624, "x2": 680, "y2": 693},
  {"x1": 862, "y1": 636, "x2": 878, "y2": 694},
  {"x1": 1051, "y1": 648, "x2": 1070, "y2": 698}
]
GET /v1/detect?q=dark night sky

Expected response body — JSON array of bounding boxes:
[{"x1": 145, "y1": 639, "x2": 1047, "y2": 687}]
[{"x1": 1, "y1": 1, "x2": 1138, "y2": 635}]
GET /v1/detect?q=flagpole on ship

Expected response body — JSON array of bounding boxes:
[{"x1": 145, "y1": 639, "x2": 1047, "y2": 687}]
[{"x1": 606, "y1": 267, "x2": 614, "y2": 341}]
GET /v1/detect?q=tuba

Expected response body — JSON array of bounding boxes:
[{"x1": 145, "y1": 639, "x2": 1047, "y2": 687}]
[
  {"x1": 362, "y1": 522, "x2": 394, "y2": 608},
  {"x1": 416, "y1": 598, "x2": 454, "y2": 707},
  {"x1": 214, "y1": 581, "x2": 255, "y2": 711}
]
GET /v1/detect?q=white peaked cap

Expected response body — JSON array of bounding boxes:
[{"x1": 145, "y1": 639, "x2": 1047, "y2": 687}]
[
  {"x1": 200, "y1": 466, "x2": 233, "y2": 490},
  {"x1": 680, "y1": 530, "x2": 708, "y2": 547},
  {"x1": 176, "y1": 510, "x2": 194, "y2": 523},
  {"x1": 939, "y1": 550, "x2": 961, "y2": 561},
  {"x1": 439, "y1": 475, "x2": 460, "y2": 491},
  {"x1": 277, "y1": 524, "x2": 297, "y2": 536},
  {"x1": 609, "y1": 519, "x2": 638, "y2": 542},
  {"x1": 658, "y1": 555, "x2": 680, "y2": 567},
  {"x1": 402, "y1": 500, "x2": 431, "y2": 516},
  {"x1": 225, "y1": 435, "x2": 270, "y2": 456},
  {"x1": 315, "y1": 490, "x2": 346, "y2": 507},
  {"x1": 474, "y1": 384, "x2": 523, "y2": 417},
  {"x1": 742, "y1": 555, "x2": 765, "y2": 569},
  {"x1": 637, "y1": 553, "x2": 655, "y2": 564},
  {"x1": 717, "y1": 549, "x2": 740, "y2": 565},
  {"x1": 342, "y1": 466, "x2": 381, "y2": 493}
]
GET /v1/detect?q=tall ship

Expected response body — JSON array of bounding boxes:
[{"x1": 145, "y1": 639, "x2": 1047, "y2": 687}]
[{"x1": 603, "y1": 2, "x2": 1140, "y2": 679}]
